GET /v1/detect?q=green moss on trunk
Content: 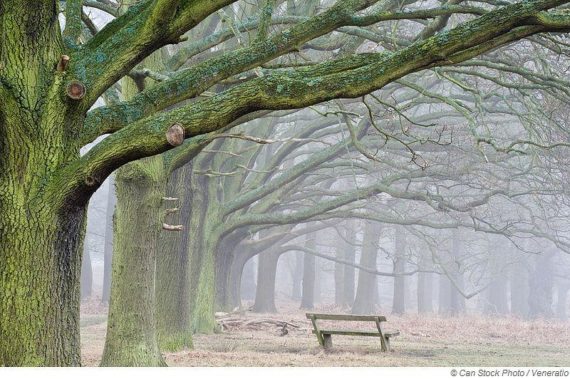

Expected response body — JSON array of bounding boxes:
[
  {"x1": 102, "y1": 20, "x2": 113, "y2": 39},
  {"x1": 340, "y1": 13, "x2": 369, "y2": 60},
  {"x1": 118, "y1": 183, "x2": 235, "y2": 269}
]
[
  {"x1": 101, "y1": 158, "x2": 166, "y2": 367},
  {"x1": 156, "y1": 167, "x2": 193, "y2": 351}
]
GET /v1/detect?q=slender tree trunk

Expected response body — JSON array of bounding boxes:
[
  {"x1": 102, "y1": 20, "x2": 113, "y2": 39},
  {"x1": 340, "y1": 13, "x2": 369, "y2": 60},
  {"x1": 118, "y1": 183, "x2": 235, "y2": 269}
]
[
  {"x1": 556, "y1": 282, "x2": 569, "y2": 321},
  {"x1": 81, "y1": 247, "x2": 93, "y2": 300},
  {"x1": 417, "y1": 254, "x2": 434, "y2": 313},
  {"x1": 449, "y1": 278, "x2": 465, "y2": 314},
  {"x1": 343, "y1": 235, "x2": 356, "y2": 308},
  {"x1": 192, "y1": 224, "x2": 222, "y2": 333},
  {"x1": 301, "y1": 235, "x2": 316, "y2": 309},
  {"x1": 485, "y1": 275, "x2": 509, "y2": 315},
  {"x1": 510, "y1": 260, "x2": 530, "y2": 318},
  {"x1": 222, "y1": 249, "x2": 246, "y2": 311},
  {"x1": 240, "y1": 255, "x2": 257, "y2": 302},
  {"x1": 253, "y1": 250, "x2": 280, "y2": 313},
  {"x1": 392, "y1": 227, "x2": 407, "y2": 314},
  {"x1": 438, "y1": 273, "x2": 451, "y2": 315},
  {"x1": 528, "y1": 251, "x2": 554, "y2": 319},
  {"x1": 186, "y1": 174, "x2": 207, "y2": 312},
  {"x1": 334, "y1": 231, "x2": 345, "y2": 306},
  {"x1": 214, "y1": 233, "x2": 243, "y2": 312},
  {"x1": 102, "y1": 176, "x2": 116, "y2": 303},
  {"x1": 225, "y1": 250, "x2": 251, "y2": 311},
  {"x1": 448, "y1": 229, "x2": 465, "y2": 315},
  {"x1": 101, "y1": 160, "x2": 166, "y2": 366},
  {"x1": 314, "y1": 257, "x2": 322, "y2": 305},
  {"x1": 291, "y1": 252, "x2": 303, "y2": 301},
  {"x1": 484, "y1": 242, "x2": 509, "y2": 315},
  {"x1": 352, "y1": 222, "x2": 381, "y2": 314}
]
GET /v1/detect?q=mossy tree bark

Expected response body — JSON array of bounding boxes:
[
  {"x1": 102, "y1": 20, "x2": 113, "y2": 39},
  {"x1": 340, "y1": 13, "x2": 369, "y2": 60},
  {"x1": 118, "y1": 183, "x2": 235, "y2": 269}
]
[
  {"x1": 102, "y1": 176, "x2": 116, "y2": 304},
  {"x1": 2, "y1": 0, "x2": 570, "y2": 366},
  {"x1": 181, "y1": 150, "x2": 224, "y2": 333},
  {"x1": 101, "y1": 46, "x2": 170, "y2": 365},
  {"x1": 156, "y1": 166, "x2": 193, "y2": 351},
  {"x1": 192, "y1": 228, "x2": 222, "y2": 333},
  {"x1": 0, "y1": 2, "x2": 86, "y2": 366},
  {"x1": 101, "y1": 158, "x2": 167, "y2": 367},
  {"x1": 0, "y1": 204, "x2": 86, "y2": 366}
]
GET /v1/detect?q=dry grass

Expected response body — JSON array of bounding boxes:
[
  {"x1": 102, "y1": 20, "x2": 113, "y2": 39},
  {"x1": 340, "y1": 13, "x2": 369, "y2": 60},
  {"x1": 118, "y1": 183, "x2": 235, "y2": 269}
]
[{"x1": 80, "y1": 302, "x2": 570, "y2": 367}]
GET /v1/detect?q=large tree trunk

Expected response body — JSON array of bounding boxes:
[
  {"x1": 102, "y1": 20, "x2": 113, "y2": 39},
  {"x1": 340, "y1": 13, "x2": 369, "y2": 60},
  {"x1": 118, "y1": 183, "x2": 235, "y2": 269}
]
[
  {"x1": 0, "y1": 3, "x2": 89, "y2": 366},
  {"x1": 0, "y1": 204, "x2": 86, "y2": 366},
  {"x1": 352, "y1": 222, "x2": 381, "y2": 314},
  {"x1": 101, "y1": 160, "x2": 166, "y2": 366},
  {"x1": 102, "y1": 176, "x2": 116, "y2": 304},
  {"x1": 156, "y1": 167, "x2": 193, "y2": 352},
  {"x1": 191, "y1": 225, "x2": 222, "y2": 334},
  {"x1": 183, "y1": 162, "x2": 221, "y2": 334},
  {"x1": 101, "y1": 46, "x2": 169, "y2": 365},
  {"x1": 252, "y1": 250, "x2": 280, "y2": 313}
]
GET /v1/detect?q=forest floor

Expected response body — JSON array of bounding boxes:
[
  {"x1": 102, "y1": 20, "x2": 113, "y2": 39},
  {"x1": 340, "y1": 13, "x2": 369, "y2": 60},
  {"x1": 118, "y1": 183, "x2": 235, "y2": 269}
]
[{"x1": 81, "y1": 299, "x2": 570, "y2": 367}]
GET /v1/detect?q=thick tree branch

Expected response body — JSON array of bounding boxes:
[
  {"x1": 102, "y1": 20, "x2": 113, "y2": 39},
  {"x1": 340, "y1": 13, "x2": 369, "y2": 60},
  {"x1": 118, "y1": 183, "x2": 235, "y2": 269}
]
[
  {"x1": 70, "y1": 0, "x2": 237, "y2": 108},
  {"x1": 63, "y1": 0, "x2": 83, "y2": 47},
  {"x1": 54, "y1": 0, "x2": 570, "y2": 207}
]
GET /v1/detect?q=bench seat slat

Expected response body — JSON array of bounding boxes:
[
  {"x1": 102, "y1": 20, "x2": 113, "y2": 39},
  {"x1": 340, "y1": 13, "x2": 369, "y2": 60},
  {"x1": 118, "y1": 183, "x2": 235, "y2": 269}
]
[
  {"x1": 312, "y1": 329, "x2": 381, "y2": 337},
  {"x1": 384, "y1": 331, "x2": 400, "y2": 338},
  {"x1": 305, "y1": 313, "x2": 387, "y2": 322}
]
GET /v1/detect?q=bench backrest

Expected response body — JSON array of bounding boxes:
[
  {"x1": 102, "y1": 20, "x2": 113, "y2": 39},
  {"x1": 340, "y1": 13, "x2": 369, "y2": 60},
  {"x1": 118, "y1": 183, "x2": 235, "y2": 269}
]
[{"x1": 306, "y1": 313, "x2": 387, "y2": 322}]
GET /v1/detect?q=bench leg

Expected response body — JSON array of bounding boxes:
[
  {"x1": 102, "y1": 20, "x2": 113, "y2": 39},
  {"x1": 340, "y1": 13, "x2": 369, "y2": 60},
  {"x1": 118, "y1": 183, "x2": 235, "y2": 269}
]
[
  {"x1": 323, "y1": 334, "x2": 333, "y2": 349},
  {"x1": 385, "y1": 337, "x2": 391, "y2": 352}
]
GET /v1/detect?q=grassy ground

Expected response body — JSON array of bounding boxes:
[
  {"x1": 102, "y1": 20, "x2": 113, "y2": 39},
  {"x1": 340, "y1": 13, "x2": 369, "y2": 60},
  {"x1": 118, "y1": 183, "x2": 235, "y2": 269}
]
[{"x1": 80, "y1": 300, "x2": 570, "y2": 367}]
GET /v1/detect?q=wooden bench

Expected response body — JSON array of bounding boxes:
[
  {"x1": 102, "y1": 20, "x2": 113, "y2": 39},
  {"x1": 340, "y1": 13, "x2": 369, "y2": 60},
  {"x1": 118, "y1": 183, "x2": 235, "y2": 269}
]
[{"x1": 306, "y1": 313, "x2": 399, "y2": 351}]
